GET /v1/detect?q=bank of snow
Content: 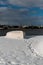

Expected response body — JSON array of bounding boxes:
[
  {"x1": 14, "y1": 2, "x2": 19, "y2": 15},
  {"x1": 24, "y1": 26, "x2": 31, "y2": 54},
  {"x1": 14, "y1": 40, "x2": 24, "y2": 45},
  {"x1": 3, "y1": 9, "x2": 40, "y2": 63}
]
[
  {"x1": 0, "y1": 36, "x2": 43, "y2": 65},
  {"x1": 29, "y1": 36, "x2": 43, "y2": 57}
]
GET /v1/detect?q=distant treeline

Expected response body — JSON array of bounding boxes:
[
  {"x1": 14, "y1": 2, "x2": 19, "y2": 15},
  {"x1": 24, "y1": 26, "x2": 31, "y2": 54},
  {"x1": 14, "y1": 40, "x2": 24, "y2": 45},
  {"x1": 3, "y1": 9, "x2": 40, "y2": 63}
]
[{"x1": 0, "y1": 25, "x2": 43, "y2": 30}]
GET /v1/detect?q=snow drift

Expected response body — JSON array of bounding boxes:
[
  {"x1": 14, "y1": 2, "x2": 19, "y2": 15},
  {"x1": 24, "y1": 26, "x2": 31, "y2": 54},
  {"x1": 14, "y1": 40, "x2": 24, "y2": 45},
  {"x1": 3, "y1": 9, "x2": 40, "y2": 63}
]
[
  {"x1": 0, "y1": 36, "x2": 43, "y2": 65},
  {"x1": 5, "y1": 31, "x2": 25, "y2": 39},
  {"x1": 29, "y1": 36, "x2": 43, "y2": 57}
]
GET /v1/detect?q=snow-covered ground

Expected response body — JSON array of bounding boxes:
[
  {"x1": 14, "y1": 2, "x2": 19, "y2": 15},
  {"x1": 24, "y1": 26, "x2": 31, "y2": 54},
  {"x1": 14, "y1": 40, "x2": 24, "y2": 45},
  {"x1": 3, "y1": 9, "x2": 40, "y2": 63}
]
[{"x1": 0, "y1": 36, "x2": 43, "y2": 65}]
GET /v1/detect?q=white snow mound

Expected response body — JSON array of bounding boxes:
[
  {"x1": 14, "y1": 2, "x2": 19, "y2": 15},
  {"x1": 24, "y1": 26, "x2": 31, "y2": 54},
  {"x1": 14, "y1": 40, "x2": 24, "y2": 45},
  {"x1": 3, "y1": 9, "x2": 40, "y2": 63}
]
[
  {"x1": 30, "y1": 36, "x2": 43, "y2": 57},
  {"x1": 5, "y1": 31, "x2": 25, "y2": 39}
]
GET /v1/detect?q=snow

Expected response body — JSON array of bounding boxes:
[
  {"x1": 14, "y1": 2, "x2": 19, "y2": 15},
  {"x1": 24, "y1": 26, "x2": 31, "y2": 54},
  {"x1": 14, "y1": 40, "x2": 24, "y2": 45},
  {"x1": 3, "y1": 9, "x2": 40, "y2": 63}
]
[
  {"x1": 0, "y1": 36, "x2": 43, "y2": 65},
  {"x1": 5, "y1": 31, "x2": 25, "y2": 39},
  {"x1": 30, "y1": 36, "x2": 43, "y2": 57}
]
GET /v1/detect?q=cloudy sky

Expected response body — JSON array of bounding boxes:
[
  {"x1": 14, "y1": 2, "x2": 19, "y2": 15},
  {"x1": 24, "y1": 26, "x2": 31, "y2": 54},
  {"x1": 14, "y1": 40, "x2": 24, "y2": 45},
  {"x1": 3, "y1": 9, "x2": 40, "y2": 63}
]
[
  {"x1": 0, "y1": 0, "x2": 43, "y2": 26},
  {"x1": 7, "y1": 0, "x2": 43, "y2": 7}
]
